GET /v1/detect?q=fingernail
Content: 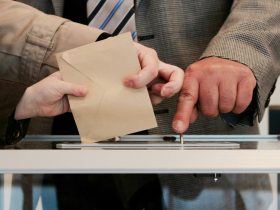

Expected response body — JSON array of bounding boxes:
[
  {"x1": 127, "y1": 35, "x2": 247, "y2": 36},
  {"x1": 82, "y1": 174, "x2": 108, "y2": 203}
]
[
  {"x1": 173, "y1": 120, "x2": 184, "y2": 133},
  {"x1": 162, "y1": 86, "x2": 173, "y2": 97},
  {"x1": 79, "y1": 86, "x2": 88, "y2": 95},
  {"x1": 124, "y1": 79, "x2": 133, "y2": 88}
]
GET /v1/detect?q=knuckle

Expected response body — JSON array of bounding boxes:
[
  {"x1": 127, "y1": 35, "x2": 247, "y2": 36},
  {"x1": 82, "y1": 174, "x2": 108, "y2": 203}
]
[
  {"x1": 151, "y1": 48, "x2": 158, "y2": 57},
  {"x1": 240, "y1": 70, "x2": 256, "y2": 84},
  {"x1": 200, "y1": 106, "x2": 219, "y2": 117},
  {"x1": 219, "y1": 96, "x2": 235, "y2": 113},
  {"x1": 187, "y1": 63, "x2": 199, "y2": 74},
  {"x1": 146, "y1": 47, "x2": 158, "y2": 58},
  {"x1": 150, "y1": 68, "x2": 158, "y2": 78},
  {"x1": 219, "y1": 105, "x2": 232, "y2": 113},
  {"x1": 199, "y1": 99, "x2": 219, "y2": 117},
  {"x1": 234, "y1": 102, "x2": 249, "y2": 114},
  {"x1": 179, "y1": 91, "x2": 196, "y2": 103},
  {"x1": 233, "y1": 107, "x2": 244, "y2": 114},
  {"x1": 206, "y1": 64, "x2": 217, "y2": 75},
  {"x1": 186, "y1": 63, "x2": 205, "y2": 79}
]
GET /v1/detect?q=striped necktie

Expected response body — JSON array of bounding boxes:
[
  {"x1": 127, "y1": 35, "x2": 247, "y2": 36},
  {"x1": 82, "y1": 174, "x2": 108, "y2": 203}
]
[{"x1": 87, "y1": 0, "x2": 137, "y2": 40}]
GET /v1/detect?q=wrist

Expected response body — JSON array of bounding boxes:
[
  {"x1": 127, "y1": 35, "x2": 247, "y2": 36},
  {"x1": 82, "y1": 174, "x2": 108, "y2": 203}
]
[{"x1": 14, "y1": 87, "x2": 37, "y2": 120}]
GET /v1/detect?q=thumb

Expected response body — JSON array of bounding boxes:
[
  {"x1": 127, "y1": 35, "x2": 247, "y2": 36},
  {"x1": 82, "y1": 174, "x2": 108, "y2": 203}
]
[{"x1": 58, "y1": 81, "x2": 88, "y2": 97}]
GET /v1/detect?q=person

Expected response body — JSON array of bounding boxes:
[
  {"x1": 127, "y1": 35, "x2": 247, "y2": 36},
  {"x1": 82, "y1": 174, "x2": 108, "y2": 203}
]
[
  {"x1": 0, "y1": 0, "x2": 184, "y2": 145},
  {"x1": 1, "y1": 0, "x2": 280, "y2": 209},
  {"x1": 135, "y1": 1, "x2": 279, "y2": 210},
  {"x1": 0, "y1": 1, "x2": 185, "y2": 209}
]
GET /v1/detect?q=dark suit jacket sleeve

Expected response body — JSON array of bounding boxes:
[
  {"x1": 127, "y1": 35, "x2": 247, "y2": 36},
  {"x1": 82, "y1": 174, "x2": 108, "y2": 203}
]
[
  {"x1": 201, "y1": 0, "x2": 280, "y2": 124},
  {"x1": 0, "y1": 0, "x2": 104, "y2": 144}
]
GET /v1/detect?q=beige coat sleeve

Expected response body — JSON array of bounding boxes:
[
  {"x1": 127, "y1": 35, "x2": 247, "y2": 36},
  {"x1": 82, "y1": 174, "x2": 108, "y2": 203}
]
[{"x1": 0, "y1": 0, "x2": 103, "y2": 144}]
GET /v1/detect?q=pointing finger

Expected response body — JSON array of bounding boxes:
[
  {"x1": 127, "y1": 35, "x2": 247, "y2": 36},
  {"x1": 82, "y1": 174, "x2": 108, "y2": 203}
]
[{"x1": 173, "y1": 77, "x2": 199, "y2": 133}]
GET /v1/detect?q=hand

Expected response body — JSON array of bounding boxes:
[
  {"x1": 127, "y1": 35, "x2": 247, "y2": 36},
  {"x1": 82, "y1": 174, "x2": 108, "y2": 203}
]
[
  {"x1": 15, "y1": 72, "x2": 88, "y2": 120},
  {"x1": 123, "y1": 42, "x2": 184, "y2": 104},
  {"x1": 173, "y1": 57, "x2": 257, "y2": 133}
]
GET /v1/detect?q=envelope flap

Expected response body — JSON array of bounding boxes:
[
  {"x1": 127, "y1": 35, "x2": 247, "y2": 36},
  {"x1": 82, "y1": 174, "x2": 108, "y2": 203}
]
[{"x1": 61, "y1": 33, "x2": 140, "y2": 87}]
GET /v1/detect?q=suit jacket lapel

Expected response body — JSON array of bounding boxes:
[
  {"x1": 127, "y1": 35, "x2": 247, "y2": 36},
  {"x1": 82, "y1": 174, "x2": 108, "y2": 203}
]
[{"x1": 51, "y1": 0, "x2": 64, "y2": 16}]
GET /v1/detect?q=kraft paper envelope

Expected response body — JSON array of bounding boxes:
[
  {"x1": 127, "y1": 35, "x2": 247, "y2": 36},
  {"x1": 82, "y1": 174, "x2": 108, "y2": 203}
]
[{"x1": 56, "y1": 33, "x2": 157, "y2": 143}]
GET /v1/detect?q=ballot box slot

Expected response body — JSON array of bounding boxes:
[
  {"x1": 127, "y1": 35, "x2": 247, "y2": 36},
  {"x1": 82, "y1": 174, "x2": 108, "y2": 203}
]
[{"x1": 55, "y1": 142, "x2": 240, "y2": 150}]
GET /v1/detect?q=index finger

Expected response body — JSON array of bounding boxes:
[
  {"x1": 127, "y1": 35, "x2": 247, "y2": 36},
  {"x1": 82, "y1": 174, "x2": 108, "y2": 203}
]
[
  {"x1": 172, "y1": 77, "x2": 199, "y2": 133},
  {"x1": 123, "y1": 45, "x2": 159, "y2": 88},
  {"x1": 158, "y1": 61, "x2": 184, "y2": 97}
]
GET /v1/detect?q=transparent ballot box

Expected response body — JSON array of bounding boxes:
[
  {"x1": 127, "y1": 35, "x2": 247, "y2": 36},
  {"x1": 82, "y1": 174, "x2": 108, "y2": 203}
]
[{"x1": 1, "y1": 135, "x2": 279, "y2": 210}]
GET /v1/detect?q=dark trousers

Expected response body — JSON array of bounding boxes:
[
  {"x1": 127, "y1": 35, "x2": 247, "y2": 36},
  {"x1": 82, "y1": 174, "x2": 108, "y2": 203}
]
[{"x1": 51, "y1": 113, "x2": 163, "y2": 210}]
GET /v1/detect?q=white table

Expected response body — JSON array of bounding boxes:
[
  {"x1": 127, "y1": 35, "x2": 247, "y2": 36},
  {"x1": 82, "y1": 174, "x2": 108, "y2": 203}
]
[{"x1": 1, "y1": 135, "x2": 280, "y2": 174}]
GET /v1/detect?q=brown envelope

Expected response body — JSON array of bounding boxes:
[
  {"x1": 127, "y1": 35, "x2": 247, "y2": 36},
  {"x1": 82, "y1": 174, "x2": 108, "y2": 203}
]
[{"x1": 56, "y1": 33, "x2": 157, "y2": 143}]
